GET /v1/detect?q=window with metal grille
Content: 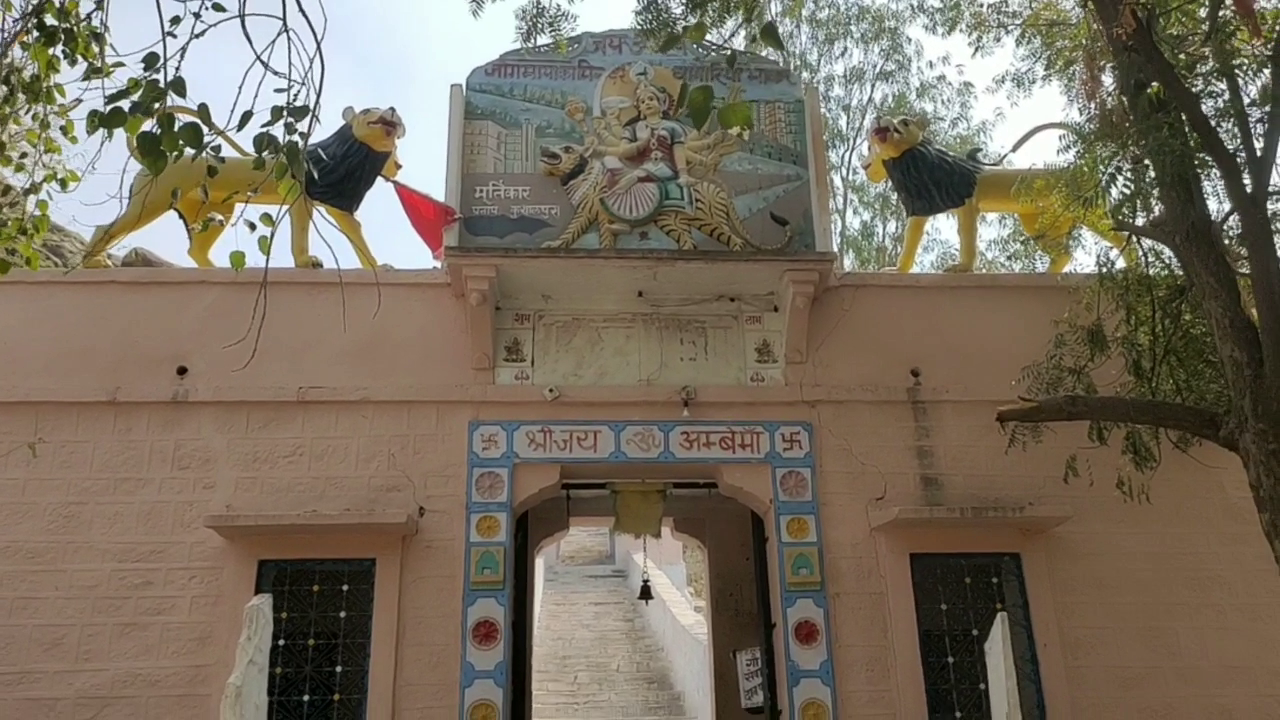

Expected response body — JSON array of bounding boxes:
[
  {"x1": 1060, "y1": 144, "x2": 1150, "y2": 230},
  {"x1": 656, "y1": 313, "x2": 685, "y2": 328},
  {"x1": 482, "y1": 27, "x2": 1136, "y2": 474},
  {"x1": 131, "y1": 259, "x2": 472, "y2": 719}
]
[
  {"x1": 255, "y1": 559, "x2": 377, "y2": 720},
  {"x1": 909, "y1": 553, "x2": 1045, "y2": 720}
]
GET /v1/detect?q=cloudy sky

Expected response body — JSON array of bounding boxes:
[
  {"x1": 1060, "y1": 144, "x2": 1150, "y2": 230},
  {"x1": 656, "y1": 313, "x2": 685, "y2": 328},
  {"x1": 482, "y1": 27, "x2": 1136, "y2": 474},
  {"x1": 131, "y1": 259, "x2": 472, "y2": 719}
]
[{"x1": 50, "y1": 0, "x2": 1065, "y2": 270}]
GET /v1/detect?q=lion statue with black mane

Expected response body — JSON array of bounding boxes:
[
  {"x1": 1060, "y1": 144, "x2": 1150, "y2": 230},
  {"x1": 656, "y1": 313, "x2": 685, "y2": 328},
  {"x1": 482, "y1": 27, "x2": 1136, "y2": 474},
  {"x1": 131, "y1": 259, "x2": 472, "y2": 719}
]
[
  {"x1": 861, "y1": 115, "x2": 1138, "y2": 273},
  {"x1": 81, "y1": 105, "x2": 405, "y2": 270}
]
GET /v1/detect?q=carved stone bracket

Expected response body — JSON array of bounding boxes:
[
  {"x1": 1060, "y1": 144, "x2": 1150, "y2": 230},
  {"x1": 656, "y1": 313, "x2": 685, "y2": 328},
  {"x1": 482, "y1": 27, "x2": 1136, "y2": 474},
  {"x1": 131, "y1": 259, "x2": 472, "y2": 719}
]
[
  {"x1": 778, "y1": 269, "x2": 821, "y2": 365},
  {"x1": 443, "y1": 249, "x2": 837, "y2": 384},
  {"x1": 450, "y1": 263, "x2": 498, "y2": 370}
]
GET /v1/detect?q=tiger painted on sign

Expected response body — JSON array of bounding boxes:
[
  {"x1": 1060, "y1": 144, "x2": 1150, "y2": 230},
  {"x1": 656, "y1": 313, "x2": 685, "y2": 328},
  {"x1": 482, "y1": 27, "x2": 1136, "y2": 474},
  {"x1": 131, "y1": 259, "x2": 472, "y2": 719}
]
[{"x1": 537, "y1": 142, "x2": 793, "y2": 251}]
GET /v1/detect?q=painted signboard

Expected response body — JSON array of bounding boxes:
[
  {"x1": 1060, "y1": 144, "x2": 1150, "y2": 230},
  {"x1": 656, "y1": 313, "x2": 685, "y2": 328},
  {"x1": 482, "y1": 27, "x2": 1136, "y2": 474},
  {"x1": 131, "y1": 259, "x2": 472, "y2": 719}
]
[{"x1": 457, "y1": 29, "x2": 817, "y2": 253}]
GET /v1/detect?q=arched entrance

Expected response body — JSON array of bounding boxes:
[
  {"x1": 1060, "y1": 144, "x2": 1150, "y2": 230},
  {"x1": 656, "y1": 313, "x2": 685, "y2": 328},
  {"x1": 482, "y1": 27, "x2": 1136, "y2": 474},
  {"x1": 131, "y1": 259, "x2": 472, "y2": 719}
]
[
  {"x1": 458, "y1": 422, "x2": 838, "y2": 720},
  {"x1": 508, "y1": 484, "x2": 782, "y2": 719}
]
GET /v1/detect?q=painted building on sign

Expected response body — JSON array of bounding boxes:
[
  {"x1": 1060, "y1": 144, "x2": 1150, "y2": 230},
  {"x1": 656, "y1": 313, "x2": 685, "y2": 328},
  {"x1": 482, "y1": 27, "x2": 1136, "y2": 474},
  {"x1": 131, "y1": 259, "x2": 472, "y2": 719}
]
[
  {"x1": 3, "y1": 27, "x2": 1280, "y2": 720},
  {"x1": 451, "y1": 29, "x2": 822, "y2": 253}
]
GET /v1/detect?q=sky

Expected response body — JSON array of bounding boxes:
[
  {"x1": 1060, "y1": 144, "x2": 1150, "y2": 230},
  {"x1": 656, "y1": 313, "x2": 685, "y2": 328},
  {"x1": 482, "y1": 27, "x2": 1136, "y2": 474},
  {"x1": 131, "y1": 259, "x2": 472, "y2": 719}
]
[{"x1": 50, "y1": 0, "x2": 1068, "y2": 271}]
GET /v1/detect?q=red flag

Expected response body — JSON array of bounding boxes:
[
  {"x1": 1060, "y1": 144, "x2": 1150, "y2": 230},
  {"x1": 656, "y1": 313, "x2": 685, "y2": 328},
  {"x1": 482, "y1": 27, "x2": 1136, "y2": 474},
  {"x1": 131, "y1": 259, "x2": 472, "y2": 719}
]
[{"x1": 390, "y1": 180, "x2": 458, "y2": 261}]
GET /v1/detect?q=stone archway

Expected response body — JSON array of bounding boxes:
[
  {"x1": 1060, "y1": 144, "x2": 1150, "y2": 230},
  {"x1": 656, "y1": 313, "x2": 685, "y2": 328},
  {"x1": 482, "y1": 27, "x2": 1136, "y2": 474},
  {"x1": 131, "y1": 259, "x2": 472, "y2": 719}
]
[{"x1": 458, "y1": 421, "x2": 838, "y2": 720}]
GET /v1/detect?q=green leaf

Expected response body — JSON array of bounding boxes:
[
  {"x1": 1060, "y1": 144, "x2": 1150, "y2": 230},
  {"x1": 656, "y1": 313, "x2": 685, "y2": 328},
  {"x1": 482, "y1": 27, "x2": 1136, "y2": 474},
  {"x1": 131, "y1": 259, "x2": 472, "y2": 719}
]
[
  {"x1": 278, "y1": 177, "x2": 302, "y2": 204},
  {"x1": 236, "y1": 110, "x2": 254, "y2": 132},
  {"x1": 258, "y1": 212, "x2": 276, "y2": 228},
  {"x1": 197, "y1": 102, "x2": 215, "y2": 128},
  {"x1": 177, "y1": 121, "x2": 204, "y2": 149},
  {"x1": 124, "y1": 114, "x2": 145, "y2": 137},
  {"x1": 717, "y1": 101, "x2": 755, "y2": 131},
  {"x1": 657, "y1": 32, "x2": 683, "y2": 53},
  {"x1": 157, "y1": 108, "x2": 177, "y2": 135},
  {"x1": 687, "y1": 85, "x2": 715, "y2": 130},
  {"x1": 284, "y1": 142, "x2": 307, "y2": 180},
  {"x1": 252, "y1": 132, "x2": 276, "y2": 156},
  {"x1": 229, "y1": 250, "x2": 247, "y2": 271},
  {"x1": 168, "y1": 76, "x2": 187, "y2": 99},
  {"x1": 684, "y1": 21, "x2": 708, "y2": 44},
  {"x1": 758, "y1": 21, "x2": 785, "y2": 53},
  {"x1": 135, "y1": 130, "x2": 166, "y2": 174},
  {"x1": 141, "y1": 51, "x2": 162, "y2": 72},
  {"x1": 85, "y1": 109, "x2": 103, "y2": 135},
  {"x1": 100, "y1": 106, "x2": 129, "y2": 130},
  {"x1": 211, "y1": 1, "x2": 227, "y2": 10},
  {"x1": 286, "y1": 105, "x2": 310, "y2": 122},
  {"x1": 257, "y1": 234, "x2": 272, "y2": 256},
  {"x1": 160, "y1": 127, "x2": 180, "y2": 153}
]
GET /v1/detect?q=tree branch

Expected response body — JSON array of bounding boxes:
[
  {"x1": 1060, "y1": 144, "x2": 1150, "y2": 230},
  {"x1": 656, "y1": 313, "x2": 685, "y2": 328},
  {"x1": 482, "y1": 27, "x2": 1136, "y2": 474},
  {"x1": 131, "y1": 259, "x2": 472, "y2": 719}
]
[
  {"x1": 1100, "y1": 0, "x2": 1280, "y2": 392},
  {"x1": 1122, "y1": 11, "x2": 1254, "y2": 213},
  {"x1": 1213, "y1": 43, "x2": 1258, "y2": 170},
  {"x1": 995, "y1": 394, "x2": 1237, "y2": 452},
  {"x1": 1255, "y1": 32, "x2": 1280, "y2": 206},
  {"x1": 1110, "y1": 218, "x2": 1170, "y2": 244}
]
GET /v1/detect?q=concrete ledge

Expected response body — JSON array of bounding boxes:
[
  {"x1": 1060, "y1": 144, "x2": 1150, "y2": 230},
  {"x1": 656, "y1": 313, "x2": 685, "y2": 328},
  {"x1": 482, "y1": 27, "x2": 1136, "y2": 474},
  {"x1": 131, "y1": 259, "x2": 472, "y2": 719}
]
[
  {"x1": 203, "y1": 510, "x2": 419, "y2": 538},
  {"x1": 839, "y1": 272, "x2": 1089, "y2": 288},
  {"x1": 0, "y1": 267, "x2": 448, "y2": 284},
  {"x1": 0, "y1": 264, "x2": 1091, "y2": 289},
  {"x1": 869, "y1": 504, "x2": 1073, "y2": 533},
  {"x1": 0, "y1": 383, "x2": 1042, "y2": 404}
]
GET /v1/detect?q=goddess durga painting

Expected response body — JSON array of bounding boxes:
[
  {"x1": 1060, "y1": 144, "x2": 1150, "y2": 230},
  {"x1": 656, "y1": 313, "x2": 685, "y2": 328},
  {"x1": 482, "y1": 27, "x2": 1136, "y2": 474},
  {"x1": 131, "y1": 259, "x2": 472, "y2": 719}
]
[{"x1": 561, "y1": 61, "x2": 740, "y2": 236}]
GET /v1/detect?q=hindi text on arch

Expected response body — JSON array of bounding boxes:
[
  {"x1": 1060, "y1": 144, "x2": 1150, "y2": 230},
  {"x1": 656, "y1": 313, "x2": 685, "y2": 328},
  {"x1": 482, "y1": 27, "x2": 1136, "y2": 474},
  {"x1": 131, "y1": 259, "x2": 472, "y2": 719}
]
[
  {"x1": 668, "y1": 425, "x2": 770, "y2": 459},
  {"x1": 513, "y1": 424, "x2": 617, "y2": 459}
]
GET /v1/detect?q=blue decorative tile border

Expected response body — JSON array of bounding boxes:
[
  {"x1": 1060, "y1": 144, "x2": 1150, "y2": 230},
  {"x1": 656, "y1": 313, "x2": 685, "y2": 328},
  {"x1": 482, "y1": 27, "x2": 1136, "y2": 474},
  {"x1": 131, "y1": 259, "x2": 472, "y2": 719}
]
[{"x1": 458, "y1": 421, "x2": 837, "y2": 720}]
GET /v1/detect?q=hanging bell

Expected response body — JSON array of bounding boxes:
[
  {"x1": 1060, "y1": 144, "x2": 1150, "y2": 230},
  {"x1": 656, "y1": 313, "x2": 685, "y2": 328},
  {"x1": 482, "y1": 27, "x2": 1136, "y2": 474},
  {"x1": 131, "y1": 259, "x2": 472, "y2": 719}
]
[{"x1": 637, "y1": 572, "x2": 655, "y2": 604}]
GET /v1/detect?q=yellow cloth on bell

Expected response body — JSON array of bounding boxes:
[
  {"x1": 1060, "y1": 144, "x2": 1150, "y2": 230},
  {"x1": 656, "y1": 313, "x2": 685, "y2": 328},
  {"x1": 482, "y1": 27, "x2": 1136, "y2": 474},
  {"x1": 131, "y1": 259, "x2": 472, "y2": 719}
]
[{"x1": 611, "y1": 482, "x2": 666, "y2": 538}]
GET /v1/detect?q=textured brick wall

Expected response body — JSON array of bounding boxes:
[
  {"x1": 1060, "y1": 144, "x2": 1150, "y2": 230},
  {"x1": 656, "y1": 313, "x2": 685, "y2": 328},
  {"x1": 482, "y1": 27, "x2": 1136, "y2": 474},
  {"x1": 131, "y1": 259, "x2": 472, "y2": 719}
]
[
  {"x1": 2, "y1": 274, "x2": 1279, "y2": 718},
  {"x1": 0, "y1": 401, "x2": 469, "y2": 719},
  {"x1": 813, "y1": 399, "x2": 1280, "y2": 718}
]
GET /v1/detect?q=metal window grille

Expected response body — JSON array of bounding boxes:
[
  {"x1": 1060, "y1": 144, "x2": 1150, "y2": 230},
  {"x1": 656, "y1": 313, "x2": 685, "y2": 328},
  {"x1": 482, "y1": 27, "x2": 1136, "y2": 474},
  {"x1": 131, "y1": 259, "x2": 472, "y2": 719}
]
[
  {"x1": 909, "y1": 553, "x2": 1045, "y2": 719},
  {"x1": 255, "y1": 559, "x2": 377, "y2": 720}
]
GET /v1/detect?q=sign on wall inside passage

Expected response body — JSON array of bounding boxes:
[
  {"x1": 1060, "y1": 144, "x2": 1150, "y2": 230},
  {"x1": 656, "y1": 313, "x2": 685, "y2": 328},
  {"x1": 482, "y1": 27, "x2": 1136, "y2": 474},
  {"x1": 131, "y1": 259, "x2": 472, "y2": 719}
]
[
  {"x1": 458, "y1": 29, "x2": 817, "y2": 253},
  {"x1": 735, "y1": 646, "x2": 765, "y2": 709}
]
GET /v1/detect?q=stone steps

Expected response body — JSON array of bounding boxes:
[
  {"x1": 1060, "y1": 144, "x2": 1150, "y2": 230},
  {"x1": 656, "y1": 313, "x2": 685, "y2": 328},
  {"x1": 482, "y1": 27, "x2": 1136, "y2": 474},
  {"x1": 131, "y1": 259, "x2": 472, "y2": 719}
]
[
  {"x1": 534, "y1": 689, "x2": 685, "y2": 705},
  {"x1": 533, "y1": 539, "x2": 690, "y2": 720},
  {"x1": 555, "y1": 527, "x2": 614, "y2": 566},
  {"x1": 534, "y1": 676, "x2": 676, "y2": 693},
  {"x1": 529, "y1": 702, "x2": 691, "y2": 712}
]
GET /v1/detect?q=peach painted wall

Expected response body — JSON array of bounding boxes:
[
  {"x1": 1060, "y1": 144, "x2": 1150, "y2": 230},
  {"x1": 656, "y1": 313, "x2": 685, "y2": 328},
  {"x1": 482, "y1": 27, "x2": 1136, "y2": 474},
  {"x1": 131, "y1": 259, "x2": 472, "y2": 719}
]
[{"x1": 1, "y1": 269, "x2": 1278, "y2": 719}]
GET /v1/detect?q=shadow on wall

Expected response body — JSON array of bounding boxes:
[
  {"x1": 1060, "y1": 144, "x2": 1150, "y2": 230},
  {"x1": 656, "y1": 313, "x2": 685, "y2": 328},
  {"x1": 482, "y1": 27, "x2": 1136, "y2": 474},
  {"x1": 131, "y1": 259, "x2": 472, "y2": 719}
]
[{"x1": 622, "y1": 549, "x2": 713, "y2": 720}]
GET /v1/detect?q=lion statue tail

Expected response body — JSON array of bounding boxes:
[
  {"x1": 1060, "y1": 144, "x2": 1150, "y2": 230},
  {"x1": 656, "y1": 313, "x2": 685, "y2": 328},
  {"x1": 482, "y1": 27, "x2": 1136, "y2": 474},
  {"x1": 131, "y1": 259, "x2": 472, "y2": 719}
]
[
  {"x1": 740, "y1": 210, "x2": 794, "y2": 251},
  {"x1": 123, "y1": 105, "x2": 254, "y2": 167}
]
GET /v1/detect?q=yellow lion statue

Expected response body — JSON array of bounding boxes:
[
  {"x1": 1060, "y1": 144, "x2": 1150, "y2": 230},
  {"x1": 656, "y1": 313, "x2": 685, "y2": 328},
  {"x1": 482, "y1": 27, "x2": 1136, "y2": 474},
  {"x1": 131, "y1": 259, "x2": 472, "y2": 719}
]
[
  {"x1": 861, "y1": 116, "x2": 1138, "y2": 273},
  {"x1": 538, "y1": 142, "x2": 792, "y2": 251},
  {"x1": 82, "y1": 105, "x2": 405, "y2": 270}
]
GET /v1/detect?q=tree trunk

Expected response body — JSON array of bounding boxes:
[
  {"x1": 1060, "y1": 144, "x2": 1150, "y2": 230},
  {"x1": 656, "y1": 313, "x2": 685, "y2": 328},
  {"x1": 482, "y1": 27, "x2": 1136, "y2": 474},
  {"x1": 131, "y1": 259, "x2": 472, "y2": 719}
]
[{"x1": 1238, "y1": 424, "x2": 1280, "y2": 570}]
